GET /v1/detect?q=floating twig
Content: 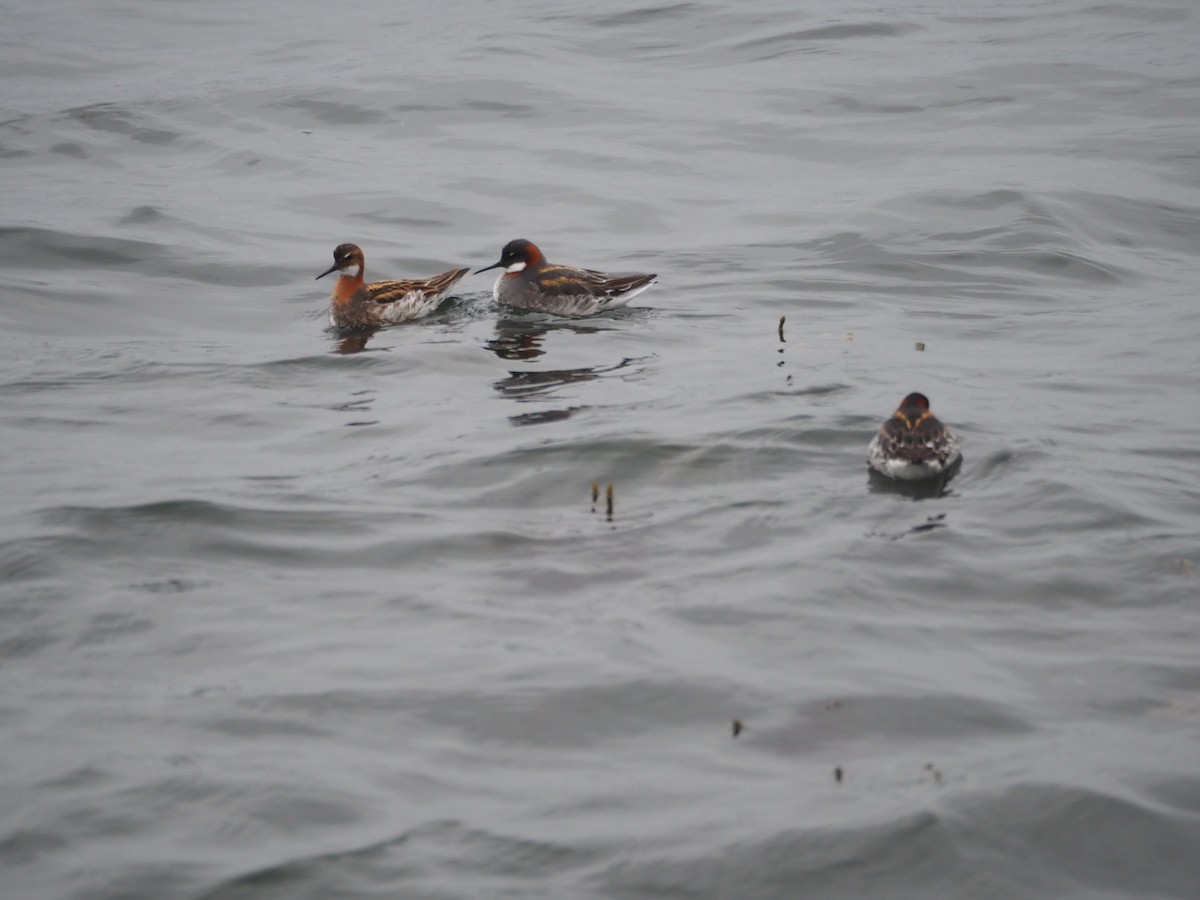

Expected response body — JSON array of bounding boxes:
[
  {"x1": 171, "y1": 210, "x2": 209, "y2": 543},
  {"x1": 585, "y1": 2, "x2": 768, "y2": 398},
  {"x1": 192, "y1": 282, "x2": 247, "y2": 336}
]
[
  {"x1": 778, "y1": 315, "x2": 786, "y2": 342},
  {"x1": 731, "y1": 718, "x2": 744, "y2": 738}
]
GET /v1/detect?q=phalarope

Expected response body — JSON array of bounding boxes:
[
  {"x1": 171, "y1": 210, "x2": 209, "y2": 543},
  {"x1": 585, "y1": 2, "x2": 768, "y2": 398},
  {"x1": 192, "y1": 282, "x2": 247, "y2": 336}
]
[
  {"x1": 867, "y1": 392, "x2": 961, "y2": 480},
  {"x1": 316, "y1": 243, "x2": 469, "y2": 329},
  {"x1": 475, "y1": 239, "x2": 656, "y2": 317}
]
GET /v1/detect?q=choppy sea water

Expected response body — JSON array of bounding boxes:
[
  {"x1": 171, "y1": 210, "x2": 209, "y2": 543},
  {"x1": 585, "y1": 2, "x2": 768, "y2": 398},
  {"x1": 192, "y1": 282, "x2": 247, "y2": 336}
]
[{"x1": 3, "y1": 1, "x2": 1200, "y2": 898}]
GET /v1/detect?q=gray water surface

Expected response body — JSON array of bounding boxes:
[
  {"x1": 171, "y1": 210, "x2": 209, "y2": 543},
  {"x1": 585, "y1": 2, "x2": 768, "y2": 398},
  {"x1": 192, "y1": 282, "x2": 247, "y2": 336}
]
[{"x1": 3, "y1": 1, "x2": 1200, "y2": 898}]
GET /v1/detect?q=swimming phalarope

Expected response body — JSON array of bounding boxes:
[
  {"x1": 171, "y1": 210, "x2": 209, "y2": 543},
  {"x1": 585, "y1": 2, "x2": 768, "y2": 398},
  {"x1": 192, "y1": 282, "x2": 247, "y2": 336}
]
[
  {"x1": 316, "y1": 243, "x2": 469, "y2": 329},
  {"x1": 475, "y1": 239, "x2": 656, "y2": 316},
  {"x1": 867, "y1": 392, "x2": 961, "y2": 480}
]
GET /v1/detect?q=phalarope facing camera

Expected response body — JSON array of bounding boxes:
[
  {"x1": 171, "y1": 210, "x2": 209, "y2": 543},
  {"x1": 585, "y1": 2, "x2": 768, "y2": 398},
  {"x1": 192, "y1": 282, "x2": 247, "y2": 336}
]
[{"x1": 868, "y1": 392, "x2": 961, "y2": 481}]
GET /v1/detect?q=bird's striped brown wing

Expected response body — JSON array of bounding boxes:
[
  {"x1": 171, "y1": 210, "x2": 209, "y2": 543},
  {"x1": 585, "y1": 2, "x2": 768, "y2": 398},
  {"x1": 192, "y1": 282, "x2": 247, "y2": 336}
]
[
  {"x1": 366, "y1": 267, "x2": 469, "y2": 304},
  {"x1": 877, "y1": 413, "x2": 952, "y2": 464},
  {"x1": 530, "y1": 267, "x2": 653, "y2": 296},
  {"x1": 529, "y1": 265, "x2": 608, "y2": 297},
  {"x1": 596, "y1": 271, "x2": 656, "y2": 299}
]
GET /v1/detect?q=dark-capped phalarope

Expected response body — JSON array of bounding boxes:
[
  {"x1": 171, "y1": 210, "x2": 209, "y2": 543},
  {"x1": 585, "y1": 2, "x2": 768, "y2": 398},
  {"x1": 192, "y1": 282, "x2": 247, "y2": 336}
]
[
  {"x1": 316, "y1": 243, "x2": 469, "y2": 329},
  {"x1": 475, "y1": 239, "x2": 656, "y2": 317},
  {"x1": 867, "y1": 392, "x2": 961, "y2": 480}
]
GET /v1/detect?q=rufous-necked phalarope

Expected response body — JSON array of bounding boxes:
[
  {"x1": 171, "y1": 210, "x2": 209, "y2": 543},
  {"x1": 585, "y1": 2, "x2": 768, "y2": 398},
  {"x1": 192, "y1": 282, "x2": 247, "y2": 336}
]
[
  {"x1": 867, "y1": 392, "x2": 961, "y2": 480},
  {"x1": 474, "y1": 239, "x2": 656, "y2": 317},
  {"x1": 316, "y1": 243, "x2": 469, "y2": 329}
]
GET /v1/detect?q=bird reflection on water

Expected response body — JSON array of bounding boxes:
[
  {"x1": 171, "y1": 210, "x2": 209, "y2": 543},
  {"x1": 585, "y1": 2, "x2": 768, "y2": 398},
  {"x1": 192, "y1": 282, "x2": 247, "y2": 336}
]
[
  {"x1": 486, "y1": 316, "x2": 650, "y2": 426},
  {"x1": 330, "y1": 327, "x2": 381, "y2": 356},
  {"x1": 324, "y1": 314, "x2": 650, "y2": 425}
]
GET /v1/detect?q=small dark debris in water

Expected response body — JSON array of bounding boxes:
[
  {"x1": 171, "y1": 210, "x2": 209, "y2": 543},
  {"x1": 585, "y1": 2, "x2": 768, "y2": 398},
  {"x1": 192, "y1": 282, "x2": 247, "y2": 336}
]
[
  {"x1": 924, "y1": 762, "x2": 943, "y2": 784},
  {"x1": 605, "y1": 483, "x2": 614, "y2": 521},
  {"x1": 915, "y1": 341, "x2": 925, "y2": 352},
  {"x1": 834, "y1": 766, "x2": 843, "y2": 783},
  {"x1": 824, "y1": 699, "x2": 843, "y2": 711},
  {"x1": 778, "y1": 315, "x2": 786, "y2": 342},
  {"x1": 732, "y1": 718, "x2": 744, "y2": 738}
]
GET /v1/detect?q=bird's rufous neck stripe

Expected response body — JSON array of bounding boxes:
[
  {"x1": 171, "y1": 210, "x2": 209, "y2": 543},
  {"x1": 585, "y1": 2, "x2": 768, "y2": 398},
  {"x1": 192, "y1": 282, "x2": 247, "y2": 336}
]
[
  {"x1": 332, "y1": 274, "x2": 362, "y2": 307},
  {"x1": 894, "y1": 410, "x2": 933, "y2": 429}
]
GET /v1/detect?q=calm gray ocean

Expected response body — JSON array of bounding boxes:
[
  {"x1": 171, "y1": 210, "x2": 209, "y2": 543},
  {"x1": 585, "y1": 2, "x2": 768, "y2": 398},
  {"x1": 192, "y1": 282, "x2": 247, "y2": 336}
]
[{"x1": 2, "y1": 1, "x2": 1199, "y2": 898}]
